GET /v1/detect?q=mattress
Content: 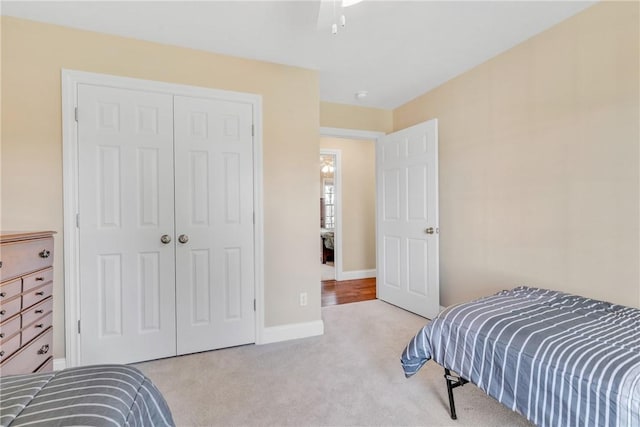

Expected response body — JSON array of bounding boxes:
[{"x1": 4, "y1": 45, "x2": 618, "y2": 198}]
[{"x1": 0, "y1": 364, "x2": 174, "y2": 427}]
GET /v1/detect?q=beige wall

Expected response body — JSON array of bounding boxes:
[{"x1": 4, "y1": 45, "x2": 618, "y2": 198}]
[
  {"x1": 1, "y1": 16, "x2": 322, "y2": 358},
  {"x1": 320, "y1": 101, "x2": 392, "y2": 133},
  {"x1": 394, "y1": 2, "x2": 640, "y2": 308},
  {"x1": 320, "y1": 137, "x2": 376, "y2": 272}
]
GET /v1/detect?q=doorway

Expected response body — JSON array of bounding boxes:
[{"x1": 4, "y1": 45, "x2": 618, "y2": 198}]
[
  {"x1": 320, "y1": 151, "x2": 337, "y2": 281},
  {"x1": 319, "y1": 128, "x2": 382, "y2": 307}
]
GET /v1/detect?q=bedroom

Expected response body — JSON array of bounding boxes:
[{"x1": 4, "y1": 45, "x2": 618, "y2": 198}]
[{"x1": 1, "y1": 0, "x2": 638, "y2": 425}]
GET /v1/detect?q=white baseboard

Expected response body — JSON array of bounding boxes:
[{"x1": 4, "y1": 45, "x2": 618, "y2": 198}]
[
  {"x1": 339, "y1": 269, "x2": 376, "y2": 281},
  {"x1": 259, "y1": 320, "x2": 324, "y2": 344},
  {"x1": 56, "y1": 321, "x2": 324, "y2": 366},
  {"x1": 53, "y1": 358, "x2": 67, "y2": 371}
]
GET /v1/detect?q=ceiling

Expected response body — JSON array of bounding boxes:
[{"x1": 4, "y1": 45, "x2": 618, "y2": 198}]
[{"x1": 1, "y1": 0, "x2": 596, "y2": 109}]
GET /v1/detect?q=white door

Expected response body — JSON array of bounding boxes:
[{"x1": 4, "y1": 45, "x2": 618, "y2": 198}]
[
  {"x1": 173, "y1": 96, "x2": 256, "y2": 354},
  {"x1": 78, "y1": 84, "x2": 177, "y2": 364},
  {"x1": 376, "y1": 119, "x2": 440, "y2": 319}
]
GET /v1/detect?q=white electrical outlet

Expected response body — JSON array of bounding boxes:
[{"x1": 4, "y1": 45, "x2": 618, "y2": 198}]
[{"x1": 299, "y1": 292, "x2": 308, "y2": 306}]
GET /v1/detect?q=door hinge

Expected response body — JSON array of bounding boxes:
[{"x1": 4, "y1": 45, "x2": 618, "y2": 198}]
[
  {"x1": 74, "y1": 107, "x2": 78, "y2": 122},
  {"x1": 77, "y1": 320, "x2": 81, "y2": 334},
  {"x1": 253, "y1": 299, "x2": 256, "y2": 311},
  {"x1": 76, "y1": 213, "x2": 80, "y2": 228},
  {"x1": 251, "y1": 124, "x2": 255, "y2": 137}
]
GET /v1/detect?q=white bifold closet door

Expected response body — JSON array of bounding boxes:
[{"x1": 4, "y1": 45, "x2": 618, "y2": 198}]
[{"x1": 78, "y1": 84, "x2": 255, "y2": 365}]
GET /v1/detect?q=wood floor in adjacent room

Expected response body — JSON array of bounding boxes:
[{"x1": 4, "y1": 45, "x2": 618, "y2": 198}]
[{"x1": 321, "y1": 277, "x2": 376, "y2": 307}]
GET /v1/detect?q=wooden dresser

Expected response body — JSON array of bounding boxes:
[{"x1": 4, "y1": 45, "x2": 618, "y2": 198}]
[{"x1": 0, "y1": 231, "x2": 55, "y2": 375}]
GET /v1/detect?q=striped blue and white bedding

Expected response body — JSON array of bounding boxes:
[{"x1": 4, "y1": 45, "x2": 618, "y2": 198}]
[
  {"x1": 401, "y1": 286, "x2": 640, "y2": 427},
  {"x1": 0, "y1": 364, "x2": 174, "y2": 427}
]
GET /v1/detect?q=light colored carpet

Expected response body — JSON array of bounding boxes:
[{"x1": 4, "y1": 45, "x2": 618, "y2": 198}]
[{"x1": 136, "y1": 300, "x2": 534, "y2": 426}]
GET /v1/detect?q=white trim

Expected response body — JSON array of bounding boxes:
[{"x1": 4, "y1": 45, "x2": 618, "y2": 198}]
[
  {"x1": 340, "y1": 269, "x2": 376, "y2": 281},
  {"x1": 61, "y1": 69, "x2": 264, "y2": 365},
  {"x1": 53, "y1": 358, "x2": 67, "y2": 372},
  {"x1": 320, "y1": 126, "x2": 385, "y2": 141},
  {"x1": 260, "y1": 320, "x2": 324, "y2": 344},
  {"x1": 253, "y1": 98, "x2": 266, "y2": 346},
  {"x1": 320, "y1": 149, "x2": 343, "y2": 281}
]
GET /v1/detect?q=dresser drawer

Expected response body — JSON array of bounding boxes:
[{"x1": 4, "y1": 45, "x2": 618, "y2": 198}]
[
  {"x1": 0, "y1": 279, "x2": 22, "y2": 302},
  {"x1": 0, "y1": 331, "x2": 21, "y2": 363},
  {"x1": 22, "y1": 282, "x2": 53, "y2": 310},
  {"x1": 23, "y1": 267, "x2": 53, "y2": 293},
  {"x1": 0, "y1": 296, "x2": 22, "y2": 322},
  {"x1": 35, "y1": 356, "x2": 53, "y2": 373},
  {"x1": 22, "y1": 312, "x2": 52, "y2": 345},
  {"x1": 22, "y1": 297, "x2": 52, "y2": 327},
  {"x1": 0, "y1": 327, "x2": 52, "y2": 376},
  {"x1": 0, "y1": 314, "x2": 21, "y2": 342},
  {"x1": 0, "y1": 237, "x2": 54, "y2": 282}
]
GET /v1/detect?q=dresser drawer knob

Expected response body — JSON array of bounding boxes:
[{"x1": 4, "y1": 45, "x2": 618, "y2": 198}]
[
  {"x1": 0, "y1": 292, "x2": 5, "y2": 298},
  {"x1": 35, "y1": 277, "x2": 45, "y2": 281},
  {"x1": 35, "y1": 291, "x2": 45, "y2": 296},
  {"x1": 38, "y1": 344, "x2": 49, "y2": 355},
  {"x1": 39, "y1": 249, "x2": 51, "y2": 259},
  {"x1": 35, "y1": 323, "x2": 45, "y2": 329},
  {"x1": 35, "y1": 309, "x2": 44, "y2": 314},
  {"x1": 0, "y1": 351, "x2": 4, "y2": 357},
  {"x1": 0, "y1": 310, "x2": 5, "y2": 316},
  {"x1": 0, "y1": 333, "x2": 4, "y2": 339}
]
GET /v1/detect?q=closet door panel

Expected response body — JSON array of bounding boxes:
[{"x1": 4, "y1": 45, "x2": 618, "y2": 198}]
[
  {"x1": 174, "y1": 96, "x2": 255, "y2": 355},
  {"x1": 78, "y1": 84, "x2": 177, "y2": 365}
]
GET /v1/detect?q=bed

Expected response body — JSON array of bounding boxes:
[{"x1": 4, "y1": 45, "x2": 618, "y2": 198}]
[
  {"x1": 401, "y1": 286, "x2": 640, "y2": 427},
  {"x1": 0, "y1": 364, "x2": 174, "y2": 426}
]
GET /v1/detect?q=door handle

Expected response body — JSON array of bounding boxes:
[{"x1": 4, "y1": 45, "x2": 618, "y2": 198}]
[
  {"x1": 160, "y1": 234, "x2": 172, "y2": 244},
  {"x1": 178, "y1": 234, "x2": 189, "y2": 244},
  {"x1": 425, "y1": 227, "x2": 435, "y2": 235}
]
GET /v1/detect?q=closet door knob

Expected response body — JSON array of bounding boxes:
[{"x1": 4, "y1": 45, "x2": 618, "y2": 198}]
[
  {"x1": 178, "y1": 234, "x2": 189, "y2": 244},
  {"x1": 160, "y1": 234, "x2": 172, "y2": 244}
]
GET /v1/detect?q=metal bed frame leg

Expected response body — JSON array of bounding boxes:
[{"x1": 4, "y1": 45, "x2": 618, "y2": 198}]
[{"x1": 444, "y1": 368, "x2": 468, "y2": 420}]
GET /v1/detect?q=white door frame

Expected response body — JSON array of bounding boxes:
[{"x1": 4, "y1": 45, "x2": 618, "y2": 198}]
[
  {"x1": 62, "y1": 69, "x2": 265, "y2": 367},
  {"x1": 319, "y1": 127, "x2": 384, "y2": 281}
]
